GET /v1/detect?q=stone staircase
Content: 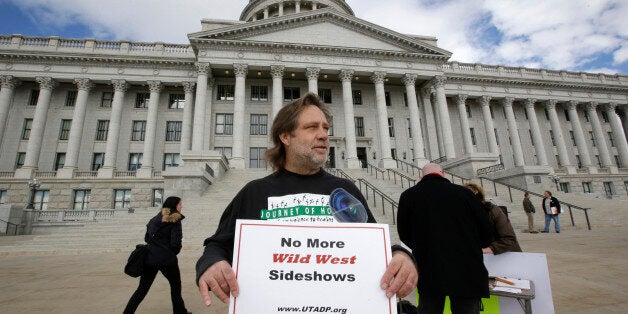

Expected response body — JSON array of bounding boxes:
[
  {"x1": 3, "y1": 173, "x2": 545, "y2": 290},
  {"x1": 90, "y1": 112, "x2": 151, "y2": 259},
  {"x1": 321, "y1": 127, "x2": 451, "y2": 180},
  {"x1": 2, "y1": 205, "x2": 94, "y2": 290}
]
[{"x1": 1, "y1": 167, "x2": 624, "y2": 257}]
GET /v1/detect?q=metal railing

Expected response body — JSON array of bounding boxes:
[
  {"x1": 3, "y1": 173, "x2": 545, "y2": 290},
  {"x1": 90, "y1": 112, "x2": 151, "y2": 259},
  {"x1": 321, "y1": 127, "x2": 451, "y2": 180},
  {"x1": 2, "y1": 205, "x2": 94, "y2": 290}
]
[
  {"x1": 0, "y1": 219, "x2": 21, "y2": 236},
  {"x1": 364, "y1": 163, "x2": 386, "y2": 179},
  {"x1": 477, "y1": 177, "x2": 592, "y2": 230},
  {"x1": 430, "y1": 156, "x2": 447, "y2": 164},
  {"x1": 477, "y1": 163, "x2": 505, "y2": 176},
  {"x1": 386, "y1": 168, "x2": 416, "y2": 188},
  {"x1": 395, "y1": 159, "x2": 421, "y2": 177},
  {"x1": 356, "y1": 178, "x2": 398, "y2": 225},
  {"x1": 33, "y1": 209, "x2": 121, "y2": 222}
]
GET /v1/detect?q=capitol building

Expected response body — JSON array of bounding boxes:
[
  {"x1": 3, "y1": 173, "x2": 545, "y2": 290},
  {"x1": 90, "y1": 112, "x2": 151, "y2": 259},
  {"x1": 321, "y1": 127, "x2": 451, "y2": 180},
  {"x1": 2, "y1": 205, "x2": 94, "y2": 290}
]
[{"x1": 0, "y1": 0, "x2": 627, "y2": 211}]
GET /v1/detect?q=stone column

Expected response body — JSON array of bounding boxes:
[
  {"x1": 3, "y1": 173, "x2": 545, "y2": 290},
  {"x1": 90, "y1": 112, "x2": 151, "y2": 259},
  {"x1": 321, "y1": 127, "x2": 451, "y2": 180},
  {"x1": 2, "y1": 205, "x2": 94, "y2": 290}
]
[
  {"x1": 456, "y1": 94, "x2": 474, "y2": 155},
  {"x1": 420, "y1": 88, "x2": 439, "y2": 160},
  {"x1": 99, "y1": 80, "x2": 128, "y2": 178},
  {"x1": 605, "y1": 103, "x2": 628, "y2": 167},
  {"x1": 403, "y1": 74, "x2": 427, "y2": 165},
  {"x1": 271, "y1": 65, "x2": 284, "y2": 122},
  {"x1": 432, "y1": 93, "x2": 445, "y2": 157},
  {"x1": 432, "y1": 76, "x2": 455, "y2": 159},
  {"x1": 192, "y1": 62, "x2": 210, "y2": 151},
  {"x1": 340, "y1": 70, "x2": 360, "y2": 168},
  {"x1": 480, "y1": 95, "x2": 499, "y2": 155},
  {"x1": 546, "y1": 100, "x2": 573, "y2": 170},
  {"x1": 279, "y1": 1, "x2": 284, "y2": 16},
  {"x1": 137, "y1": 81, "x2": 162, "y2": 178},
  {"x1": 524, "y1": 98, "x2": 548, "y2": 165},
  {"x1": 586, "y1": 102, "x2": 613, "y2": 168},
  {"x1": 180, "y1": 81, "x2": 195, "y2": 152},
  {"x1": 231, "y1": 63, "x2": 248, "y2": 169},
  {"x1": 23, "y1": 77, "x2": 57, "y2": 170},
  {"x1": 306, "y1": 67, "x2": 320, "y2": 94},
  {"x1": 503, "y1": 97, "x2": 525, "y2": 166},
  {"x1": 371, "y1": 72, "x2": 395, "y2": 168},
  {"x1": 567, "y1": 100, "x2": 592, "y2": 169},
  {"x1": 295, "y1": 1, "x2": 301, "y2": 12},
  {"x1": 58, "y1": 78, "x2": 93, "y2": 178},
  {"x1": 0, "y1": 76, "x2": 19, "y2": 148}
]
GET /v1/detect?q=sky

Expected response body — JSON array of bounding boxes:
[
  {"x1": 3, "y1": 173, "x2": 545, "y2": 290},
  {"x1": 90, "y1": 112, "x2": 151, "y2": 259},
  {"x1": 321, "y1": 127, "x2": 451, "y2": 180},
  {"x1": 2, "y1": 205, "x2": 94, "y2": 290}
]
[{"x1": 0, "y1": 0, "x2": 626, "y2": 75}]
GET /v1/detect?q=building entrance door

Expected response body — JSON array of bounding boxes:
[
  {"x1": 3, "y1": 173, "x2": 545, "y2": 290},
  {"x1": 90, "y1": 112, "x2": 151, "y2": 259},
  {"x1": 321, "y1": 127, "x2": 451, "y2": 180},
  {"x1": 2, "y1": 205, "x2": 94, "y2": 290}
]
[
  {"x1": 357, "y1": 147, "x2": 367, "y2": 168},
  {"x1": 326, "y1": 147, "x2": 335, "y2": 168}
]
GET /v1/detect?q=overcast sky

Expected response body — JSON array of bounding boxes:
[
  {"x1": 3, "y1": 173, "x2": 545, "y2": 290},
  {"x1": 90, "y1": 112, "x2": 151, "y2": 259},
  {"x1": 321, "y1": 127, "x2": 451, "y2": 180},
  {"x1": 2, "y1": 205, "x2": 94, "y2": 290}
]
[{"x1": 1, "y1": 0, "x2": 626, "y2": 74}]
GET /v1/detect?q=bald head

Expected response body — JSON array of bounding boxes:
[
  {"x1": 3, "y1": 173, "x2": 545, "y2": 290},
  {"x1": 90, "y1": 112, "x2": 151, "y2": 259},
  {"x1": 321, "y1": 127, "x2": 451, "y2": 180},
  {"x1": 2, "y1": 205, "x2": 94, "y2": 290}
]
[{"x1": 421, "y1": 163, "x2": 444, "y2": 178}]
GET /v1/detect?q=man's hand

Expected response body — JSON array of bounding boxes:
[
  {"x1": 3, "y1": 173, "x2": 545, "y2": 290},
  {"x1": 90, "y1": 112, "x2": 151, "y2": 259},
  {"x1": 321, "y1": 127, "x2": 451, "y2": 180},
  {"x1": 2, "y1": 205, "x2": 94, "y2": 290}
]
[
  {"x1": 198, "y1": 260, "x2": 239, "y2": 307},
  {"x1": 380, "y1": 250, "x2": 418, "y2": 298}
]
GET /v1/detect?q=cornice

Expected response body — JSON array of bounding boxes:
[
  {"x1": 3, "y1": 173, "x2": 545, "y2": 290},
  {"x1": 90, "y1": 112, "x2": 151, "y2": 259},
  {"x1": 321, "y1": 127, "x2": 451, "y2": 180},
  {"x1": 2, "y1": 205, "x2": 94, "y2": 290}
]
[
  {"x1": 0, "y1": 51, "x2": 196, "y2": 68},
  {"x1": 446, "y1": 75, "x2": 628, "y2": 93}
]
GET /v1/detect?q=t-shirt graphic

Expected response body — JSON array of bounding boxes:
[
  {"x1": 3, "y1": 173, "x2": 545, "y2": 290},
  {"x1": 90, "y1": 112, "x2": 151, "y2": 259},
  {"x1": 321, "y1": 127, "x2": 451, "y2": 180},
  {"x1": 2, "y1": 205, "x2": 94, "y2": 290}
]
[{"x1": 259, "y1": 193, "x2": 335, "y2": 223}]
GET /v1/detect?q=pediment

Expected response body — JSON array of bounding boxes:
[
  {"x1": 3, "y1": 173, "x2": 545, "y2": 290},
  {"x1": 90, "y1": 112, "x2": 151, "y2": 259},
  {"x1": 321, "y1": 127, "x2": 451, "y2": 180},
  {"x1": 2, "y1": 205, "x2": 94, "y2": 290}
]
[{"x1": 189, "y1": 9, "x2": 451, "y2": 58}]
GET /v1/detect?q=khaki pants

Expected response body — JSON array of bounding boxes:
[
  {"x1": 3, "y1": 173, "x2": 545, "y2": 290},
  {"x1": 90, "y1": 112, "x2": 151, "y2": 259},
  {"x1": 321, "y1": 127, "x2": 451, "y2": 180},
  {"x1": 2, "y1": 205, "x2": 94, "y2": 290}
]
[{"x1": 526, "y1": 211, "x2": 535, "y2": 232}]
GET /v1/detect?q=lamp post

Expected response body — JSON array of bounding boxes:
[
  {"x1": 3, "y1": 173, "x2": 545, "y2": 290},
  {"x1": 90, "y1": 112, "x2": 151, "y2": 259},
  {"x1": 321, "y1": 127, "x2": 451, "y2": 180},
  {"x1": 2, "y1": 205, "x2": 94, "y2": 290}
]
[
  {"x1": 550, "y1": 174, "x2": 561, "y2": 191},
  {"x1": 26, "y1": 178, "x2": 40, "y2": 210}
]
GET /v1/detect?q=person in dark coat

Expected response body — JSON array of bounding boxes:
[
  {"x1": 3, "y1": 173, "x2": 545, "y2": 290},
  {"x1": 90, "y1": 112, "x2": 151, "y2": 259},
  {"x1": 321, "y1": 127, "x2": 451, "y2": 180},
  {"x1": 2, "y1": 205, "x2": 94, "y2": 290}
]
[
  {"x1": 542, "y1": 190, "x2": 562, "y2": 233},
  {"x1": 464, "y1": 181, "x2": 522, "y2": 254},
  {"x1": 397, "y1": 163, "x2": 493, "y2": 314},
  {"x1": 124, "y1": 196, "x2": 191, "y2": 314}
]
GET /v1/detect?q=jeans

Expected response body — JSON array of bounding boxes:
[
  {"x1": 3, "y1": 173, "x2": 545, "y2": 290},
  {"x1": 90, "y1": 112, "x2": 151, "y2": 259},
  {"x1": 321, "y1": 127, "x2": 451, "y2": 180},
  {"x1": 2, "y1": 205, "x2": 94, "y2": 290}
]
[
  {"x1": 124, "y1": 263, "x2": 188, "y2": 314},
  {"x1": 417, "y1": 292, "x2": 481, "y2": 314},
  {"x1": 544, "y1": 214, "x2": 560, "y2": 233}
]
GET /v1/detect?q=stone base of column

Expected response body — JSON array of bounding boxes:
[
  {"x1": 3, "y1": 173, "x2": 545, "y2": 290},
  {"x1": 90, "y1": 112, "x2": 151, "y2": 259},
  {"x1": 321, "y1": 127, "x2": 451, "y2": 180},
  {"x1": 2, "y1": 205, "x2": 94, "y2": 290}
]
[
  {"x1": 136, "y1": 167, "x2": 154, "y2": 179},
  {"x1": 607, "y1": 165, "x2": 619, "y2": 174},
  {"x1": 413, "y1": 158, "x2": 429, "y2": 168},
  {"x1": 585, "y1": 165, "x2": 598, "y2": 174},
  {"x1": 379, "y1": 158, "x2": 397, "y2": 169},
  {"x1": 163, "y1": 150, "x2": 229, "y2": 198},
  {"x1": 229, "y1": 157, "x2": 246, "y2": 169},
  {"x1": 563, "y1": 166, "x2": 578, "y2": 174},
  {"x1": 97, "y1": 167, "x2": 115, "y2": 179},
  {"x1": 56, "y1": 167, "x2": 76, "y2": 179},
  {"x1": 489, "y1": 165, "x2": 554, "y2": 192},
  {"x1": 346, "y1": 158, "x2": 362, "y2": 169},
  {"x1": 14, "y1": 167, "x2": 36, "y2": 179},
  {"x1": 441, "y1": 152, "x2": 499, "y2": 179}
]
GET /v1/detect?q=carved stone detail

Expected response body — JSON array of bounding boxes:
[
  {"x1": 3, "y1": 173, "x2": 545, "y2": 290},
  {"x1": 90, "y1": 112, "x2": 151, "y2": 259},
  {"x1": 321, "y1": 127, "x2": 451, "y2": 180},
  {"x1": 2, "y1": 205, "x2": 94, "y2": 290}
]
[
  {"x1": 339, "y1": 69, "x2": 354, "y2": 82},
  {"x1": 585, "y1": 101, "x2": 598, "y2": 111},
  {"x1": 182, "y1": 81, "x2": 196, "y2": 93},
  {"x1": 545, "y1": 99, "x2": 557, "y2": 110},
  {"x1": 456, "y1": 94, "x2": 468, "y2": 105},
  {"x1": 0, "y1": 75, "x2": 19, "y2": 89},
  {"x1": 270, "y1": 65, "x2": 285, "y2": 78},
  {"x1": 35, "y1": 77, "x2": 57, "y2": 90},
  {"x1": 524, "y1": 98, "x2": 537, "y2": 109},
  {"x1": 566, "y1": 100, "x2": 578, "y2": 111},
  {"x1": 306, "y1": 67, "x2": 320, "y2": 80},
  {"x1": 111, "y1": 79, "x2": 129, "y2": 93},
  {"x1": 74, "y1": 78, "x2": 93, "y2": 91},
  {"x1": 420, "y1": 88, "x2": 432, "y2": 98},
  {"x1": 401, "y1": 74, "x2": 417, "y2": 87},
  {"x1": 431, "y1": 75, "x2": 447, "y2": 88},
  {"x1": 233, "y1": 64, "x2": 248, "y2": 77},
  {"x1": 480, "y1": 95, "x2": 491, "y2": 107},
  {"x1": 502, "y1": 97, "x2": 514, "y2": 108},
  {"x1": 195, "y1": 62, "x2": 210, "y2": 75},
  {"x1": 605, "y1": 102, "x2": 617, "y2": 112},
  {"x1": 147, "y1": 80, "x2": 163, "y2": 93},
  {"x1": 370, "y1": 71, "x2": 387, "y2": 84}
]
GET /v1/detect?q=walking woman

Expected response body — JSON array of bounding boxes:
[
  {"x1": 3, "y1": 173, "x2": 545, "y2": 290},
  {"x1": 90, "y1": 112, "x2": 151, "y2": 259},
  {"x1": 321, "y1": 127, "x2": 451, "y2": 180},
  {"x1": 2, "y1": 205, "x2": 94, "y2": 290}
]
[{"x1": 124, "y1": 196, "x2": 191, "y2": 314}]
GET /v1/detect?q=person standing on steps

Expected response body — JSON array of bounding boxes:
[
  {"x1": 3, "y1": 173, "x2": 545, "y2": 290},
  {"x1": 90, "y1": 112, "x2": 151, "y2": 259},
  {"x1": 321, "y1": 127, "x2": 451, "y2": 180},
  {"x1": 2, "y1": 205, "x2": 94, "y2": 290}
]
[
  {"x1": 542, "y1": 191, "x2": 562, "y2": 233},
  {"x1": 124, "y1": 196, "x2": 192, "y2": 314},
  {"x1": 523, "y1": 192, "x2": 538, "y2": 233}
]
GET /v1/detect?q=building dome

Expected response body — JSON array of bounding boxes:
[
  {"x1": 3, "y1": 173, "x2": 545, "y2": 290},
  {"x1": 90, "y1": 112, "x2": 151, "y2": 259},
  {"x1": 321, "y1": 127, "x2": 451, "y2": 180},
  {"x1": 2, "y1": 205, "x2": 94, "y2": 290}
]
[{"x1": 240, "y1": 0, "x2": 354, "y2": 22}]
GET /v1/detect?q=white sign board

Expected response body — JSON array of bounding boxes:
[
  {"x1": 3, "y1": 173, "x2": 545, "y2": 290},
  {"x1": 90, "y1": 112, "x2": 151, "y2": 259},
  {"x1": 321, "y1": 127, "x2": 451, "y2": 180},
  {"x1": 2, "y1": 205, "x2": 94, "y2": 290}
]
[{"x1": 229, "y1": 219, "x2": 396, "y2": 314}]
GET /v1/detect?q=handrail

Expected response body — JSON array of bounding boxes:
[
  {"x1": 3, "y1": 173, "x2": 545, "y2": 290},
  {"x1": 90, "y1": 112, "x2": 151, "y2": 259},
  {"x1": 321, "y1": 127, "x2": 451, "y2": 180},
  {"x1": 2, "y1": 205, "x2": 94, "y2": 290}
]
[
  {"x1": 395, "y1": 159, "x2": 422, "y2": 177},
  {"x1": 364, "y1": 163, "x2": 386, "y2": 179},
  {"x1": 386, "y1": 168, "x2": 416, "y2": 188},
  {"x1": 477, "y1": 176, "x2": 592, "y2": 230},
  {"x1": 334, "y1": 169, "x2": 355, "y2": 182},
  {"x1": 430, "y1": 156, "x2": 447, "y2": 164},
  {"x1": 356, "y1": 178, "x2": 398, "y2": 225},
  {"x1": 0, "y1": 218, "x2": 21, "y2": 236},
  {"x1": 477, "y1": 163, "x2": 505, "y2": 176}
]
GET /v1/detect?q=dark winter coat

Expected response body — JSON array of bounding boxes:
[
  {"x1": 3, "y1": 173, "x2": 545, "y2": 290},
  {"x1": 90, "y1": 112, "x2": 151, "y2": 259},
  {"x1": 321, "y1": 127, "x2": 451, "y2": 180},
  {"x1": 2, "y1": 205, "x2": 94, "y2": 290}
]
[
  {"x1": 484, "y1": 202, "x2": 522, "y2": 254},
  {"x1": 541, "y1": 196, "x2": 562, "y2": 215},
  {"x1": 145, "y1": 208, "x2": 184, "y2": 267},
  {"x1": 397, "y1": 174, "x2": 493, "y2": 298}
]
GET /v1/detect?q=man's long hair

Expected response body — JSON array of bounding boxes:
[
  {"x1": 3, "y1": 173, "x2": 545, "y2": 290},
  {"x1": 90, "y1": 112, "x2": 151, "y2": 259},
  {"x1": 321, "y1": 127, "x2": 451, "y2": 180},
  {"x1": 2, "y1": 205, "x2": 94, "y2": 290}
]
[{"x1": 265, "y1": 92, "x2": 332, "y2": 172}]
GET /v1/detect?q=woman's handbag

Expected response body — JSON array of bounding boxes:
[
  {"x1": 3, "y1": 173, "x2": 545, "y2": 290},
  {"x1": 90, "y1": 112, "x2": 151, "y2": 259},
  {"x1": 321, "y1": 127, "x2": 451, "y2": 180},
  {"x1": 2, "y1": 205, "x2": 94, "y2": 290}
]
[{"x1": 124, "y1": 244, "x2": 148, "y2": 277}]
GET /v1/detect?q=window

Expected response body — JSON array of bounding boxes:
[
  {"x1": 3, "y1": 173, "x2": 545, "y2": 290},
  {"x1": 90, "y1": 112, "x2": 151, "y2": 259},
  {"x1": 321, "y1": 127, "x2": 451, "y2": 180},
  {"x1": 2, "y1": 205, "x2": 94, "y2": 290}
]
[
  {"x1": 524, "y1": 108, "x2": 528, "y2": 120},
  {"x1": 22, "y1": 119, "x2": 33, "y2": 140},
  {"x1": 603, "y1": 182, "x2": 614, "y2": 198},
  {"x1": 101, "y1": 92, "x2": 113, "y2": 107},
  {"x1": 284, "y1": 87, "x2": 300, "y2": 101},
  {"x1": 251, "y1": 86, "x2": 268, "y2": 101},
  {"x1": 549, "y1": 130, "x2": 556, "y2": 146},
  {"x1": 490, "y1": 107, "x2": 494, "y2": 119},
  {"x1": 556, "y1": 155, "x2": 561, "y2": 167},
  {"x1": 529, "y1": 130, "x2": 534, "y2": 145},
  {"x1": 596, "y1": 155, "x2": 602, "y2": 167},
  {"x1": 564, "y1": 109, "x2": 570, "y2": 121},
  {"x1": 152, "y1": 189, "x2": 164, "y2": 207},
  {"x1": 128, "y1": 153, "x2": 143, "y2": 171},
  {"x1": 72, "y1": 189, "x2": 91, "y2": 210},
  {"x1": 249, "y1": 147, "x2": 267, "y2": 168},
  {"x1": 403, "y1": 93, "x2": 408, "y2": 107},
  {"x1": 95, "y1": 120, "x2": 109, "y2": 141},
  {"x1": 601, "y1": 111, "x2": 609, "y2": 123},
  {"x1": 533, "y1": 176, "x2": 542, "y2": 184},
  {"x1": 615, "y1": 155, "x2": 623, "y2": 168},
  {"x1": 470, "y1": 128, "x2": 477, "y2": 145},
  {"x1": 391, "y1": 148, "x2": 397, "y2": 160},
  {"x1": 544, "y1": 109, "x2": 549, "y2": 120},
  {"x1": 327, "y1": 116, "x2": 334, "y2": 136},
  {"x1": 54, "y1": 153, "x2": 65, "y2": 171},
  {"x1": 215, "y1": 147, "x2": 232, "y2": 158},
  {"x1": 215, "y1": 114, "x2": 233, "y2": 135},
  {"x1": 59, "y1": 119, "x2": 72, "y2": 140},
  {"x1": 583, "y1": 110, "x2": 590, "y2": 122},
  {"x1": 165, "y1": 121, "x2": 182, "y2": 141},
  {"x1": 135, "y1": 93, "x2": 150, "y2": 108},
  {"x1": 388, "y1": 118, "x2": 395, "y2": 137},
  {"x1": 569, "y1": 131, "x2": 576, "y2": 145},
  {"x1": 34, "y1": 190, "x2": 50, "y2": 210},
  {"x1": 168, "y1": 94, "x2": 184, "y2": 109},
  {"x1": 217, "y1": 85, "x2": 235, "y2": 101},
  {"x1": 352, "y1": 90, "x2": 362, "y2": 105},
  {"x1": 582, "y1": 182, "x2": 593, "y2": 193},
  {"x1": 608, "y1": 132, "x2": 615, "y2": 147},
  {"x1": 65, "y1": 90, "x2": 77, "y2": 107},
  {"x1": 355, "y1": 117, "x2": 365, "y2": 137},
  {"x1": 589, "y1": 131, "x2": 596, "y2": 147},
  {"x1": 494, "y1": 129, "x2": 500, "y2": 145},
  {"x1": 114, "y1": 189, "x2": 131, "y2": 209},
  {"x1": 28, "y1": 90, "x2": 39, "y2": 106},
  {"x1": 559, "y1": 182, "x2": 571, "y2": 193},
  {"x1": 92, "y1": 153, "x2": 104, "y2": 171},
  {"x1": 576, "y1": 155, "x2": 582, "y2": 168},
  {"x1": 407, "y1": 118, "x2": 412, "y2": 138},
  {"x1": 385, "y1": 91, "x2": 391, "y2": 106},
  {"x1": 250, "y1": 114, "x2": 268, "y2": 135},
  {"x1": 15, "y1": 152, "x2": 25, "y2": 169},
  {"x1": 318, "y1": 88, "x2": 332, "y2": 103},
  {"x1": 163, "y1": 153, "x2": 181, "y2": 170},
  {"x1": 0, "y1": 190, "x2": 6, "y2": 205},
  {"x1": 131, "y1": 121, "x2": 146, "y2": 141},
  {"x1": 466, "y1": 104, "x2": 472, "y2": 118}
]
